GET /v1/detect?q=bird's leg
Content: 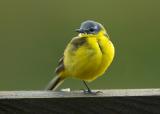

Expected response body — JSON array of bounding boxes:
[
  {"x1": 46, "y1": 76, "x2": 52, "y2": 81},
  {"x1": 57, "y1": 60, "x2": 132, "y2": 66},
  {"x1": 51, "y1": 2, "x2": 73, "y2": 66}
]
[
  {"x1": 83, "y1": 81, "x2": 92, "y2": 93},
  {"x1": 82, "y1": 81, "x2": 103, "y2": 95}
]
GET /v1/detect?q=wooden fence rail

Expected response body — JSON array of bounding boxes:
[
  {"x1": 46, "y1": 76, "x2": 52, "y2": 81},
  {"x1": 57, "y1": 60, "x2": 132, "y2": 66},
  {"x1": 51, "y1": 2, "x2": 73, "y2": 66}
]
[{"x1": 0, "y1": 89, "x2": 160, "y2": 114}]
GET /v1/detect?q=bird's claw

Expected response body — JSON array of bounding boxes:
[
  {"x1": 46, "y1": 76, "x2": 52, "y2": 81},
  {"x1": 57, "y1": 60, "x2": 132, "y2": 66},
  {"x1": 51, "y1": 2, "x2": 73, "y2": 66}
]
[{"x1": 83, "y1": 89, "x2": 103, "y2": 95}]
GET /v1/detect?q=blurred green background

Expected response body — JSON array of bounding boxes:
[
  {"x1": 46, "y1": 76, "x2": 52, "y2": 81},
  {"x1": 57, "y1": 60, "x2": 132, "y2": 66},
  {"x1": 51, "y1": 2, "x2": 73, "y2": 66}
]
[{"x1": 0, "y1": 0, "x2": 159, "y2": 90}]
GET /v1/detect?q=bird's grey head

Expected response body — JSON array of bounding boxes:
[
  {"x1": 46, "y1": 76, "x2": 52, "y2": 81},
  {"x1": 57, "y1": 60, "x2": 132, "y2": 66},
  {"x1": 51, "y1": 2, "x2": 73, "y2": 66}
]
[{"x1": 76, "y1": 20, "x2": 104, "y2": 34}]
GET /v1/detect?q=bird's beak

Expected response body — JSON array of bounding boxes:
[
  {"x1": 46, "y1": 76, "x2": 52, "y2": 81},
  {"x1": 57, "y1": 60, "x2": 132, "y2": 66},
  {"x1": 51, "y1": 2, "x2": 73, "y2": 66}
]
[{"x1": 75, "y1": 29, "x2": 85, "y2": 33}]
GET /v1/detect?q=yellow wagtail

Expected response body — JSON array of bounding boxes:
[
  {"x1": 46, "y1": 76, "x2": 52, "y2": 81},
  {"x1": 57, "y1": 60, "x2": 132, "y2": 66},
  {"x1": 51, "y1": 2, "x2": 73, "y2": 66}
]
[{"x1": 45, "y1": 20, "x2": 115, "y2": 93}]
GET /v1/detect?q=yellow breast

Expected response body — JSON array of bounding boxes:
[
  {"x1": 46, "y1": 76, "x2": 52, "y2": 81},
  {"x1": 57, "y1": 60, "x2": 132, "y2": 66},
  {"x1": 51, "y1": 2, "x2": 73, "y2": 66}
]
[
  {"x1": 63, "y1": 34, "x2": 115, "y2": 82},
  {"x1": 93, "y1": 35, "x2": 115, "y2": 80}
]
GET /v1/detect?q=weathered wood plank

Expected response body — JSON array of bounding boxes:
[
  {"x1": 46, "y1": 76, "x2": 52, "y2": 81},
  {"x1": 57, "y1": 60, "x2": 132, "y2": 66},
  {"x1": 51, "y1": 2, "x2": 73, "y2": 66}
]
[
  {"x1": 0, "y1": 89, "x2": 160, "y2": 99},
  {"x1": 0, "y1": 89, "x2": 159, "y2": 114}
]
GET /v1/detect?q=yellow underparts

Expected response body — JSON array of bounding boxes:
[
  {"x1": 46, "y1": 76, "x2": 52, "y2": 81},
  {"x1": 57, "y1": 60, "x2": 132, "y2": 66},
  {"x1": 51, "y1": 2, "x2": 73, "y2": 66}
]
[{"x1": 61, "y1": 31, "x2": 115, "y2": 82}]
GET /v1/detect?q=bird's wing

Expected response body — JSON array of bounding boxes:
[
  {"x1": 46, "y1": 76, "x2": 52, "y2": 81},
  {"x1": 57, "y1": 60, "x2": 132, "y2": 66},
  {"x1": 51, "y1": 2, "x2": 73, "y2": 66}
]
[
  {"x1": 70, "y1": 36, "x2": 86, "y2": 51},
  {"x1": 55, "y1": 36, "x2": 86, "y2": 74},
  {"x1": 55, "y1": 56, "x2": 64, "y2": 74}
]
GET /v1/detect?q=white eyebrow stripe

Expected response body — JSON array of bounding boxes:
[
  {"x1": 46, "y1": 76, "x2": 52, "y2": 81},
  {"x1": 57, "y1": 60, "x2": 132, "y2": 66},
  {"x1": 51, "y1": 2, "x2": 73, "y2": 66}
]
[{"x1": 94, "y1": 25, "x2": 98, "y2": 29}]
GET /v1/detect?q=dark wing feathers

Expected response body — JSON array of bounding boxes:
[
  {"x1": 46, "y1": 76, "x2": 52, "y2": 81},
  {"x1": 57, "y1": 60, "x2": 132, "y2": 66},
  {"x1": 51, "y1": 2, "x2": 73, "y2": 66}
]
[
  {"x1": 55, "y1": 56, "x2": 64, "y2": 74},
  {"x1": 70, "y1": 37, "x2": 86, "y2": 51},
  {"x1": 55, "y1": 37, "x2": 87, "y2": 74}
]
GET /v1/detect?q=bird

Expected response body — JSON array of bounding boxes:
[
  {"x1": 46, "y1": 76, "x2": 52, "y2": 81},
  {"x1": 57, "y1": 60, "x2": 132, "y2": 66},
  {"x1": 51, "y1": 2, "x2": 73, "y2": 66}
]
[{"x1": 45, "y1": 20, "x2": 115, "y2": 94}]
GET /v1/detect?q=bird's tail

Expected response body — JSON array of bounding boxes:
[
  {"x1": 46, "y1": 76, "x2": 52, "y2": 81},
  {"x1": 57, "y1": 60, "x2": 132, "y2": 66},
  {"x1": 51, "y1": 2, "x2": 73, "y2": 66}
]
[{"x1": 45, "y1": 76, "x2": 65, "y2": 91}]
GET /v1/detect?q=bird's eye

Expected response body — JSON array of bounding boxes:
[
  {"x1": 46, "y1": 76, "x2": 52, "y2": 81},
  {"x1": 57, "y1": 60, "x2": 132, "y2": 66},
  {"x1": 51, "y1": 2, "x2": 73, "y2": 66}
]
[{"x1": 89, "y1": 28, "x2": 95, "y2": 32}]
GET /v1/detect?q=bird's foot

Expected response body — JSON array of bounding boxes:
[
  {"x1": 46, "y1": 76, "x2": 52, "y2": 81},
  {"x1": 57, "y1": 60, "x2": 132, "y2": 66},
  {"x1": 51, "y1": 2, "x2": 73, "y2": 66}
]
[{"x1": 83, "y1": 89, "x2": 102, "y2": 95}]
